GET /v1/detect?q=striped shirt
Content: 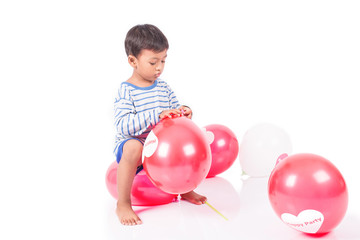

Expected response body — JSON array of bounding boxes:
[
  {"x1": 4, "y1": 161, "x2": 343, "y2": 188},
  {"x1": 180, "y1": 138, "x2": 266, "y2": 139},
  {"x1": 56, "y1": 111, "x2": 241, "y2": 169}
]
[{"x1": 114, "y1": 79, "x2": 180, "y2": 155}]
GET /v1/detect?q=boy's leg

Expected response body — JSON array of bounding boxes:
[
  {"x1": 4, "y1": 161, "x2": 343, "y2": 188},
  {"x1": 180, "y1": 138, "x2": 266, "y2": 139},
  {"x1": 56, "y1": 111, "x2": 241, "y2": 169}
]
[{"x1": 116, "y1": 139, "x2": 143, "y2": 225}]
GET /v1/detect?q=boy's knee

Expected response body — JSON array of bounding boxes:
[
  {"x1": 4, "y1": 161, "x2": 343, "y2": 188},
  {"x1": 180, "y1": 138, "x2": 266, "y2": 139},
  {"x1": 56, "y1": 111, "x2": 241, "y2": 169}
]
[
  {"x1": 125, "y1": 139, "x2": 143, "y2": 151},
  {"x1": 123, "y1": 140, "x2": 143, "y2": 160}
]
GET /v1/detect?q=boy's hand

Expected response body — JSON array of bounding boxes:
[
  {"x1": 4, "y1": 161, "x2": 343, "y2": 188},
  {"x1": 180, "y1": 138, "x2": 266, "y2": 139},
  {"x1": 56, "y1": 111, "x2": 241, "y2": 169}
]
[
  {"x1": 179, "y1": 106, "x2": 192, "y2": 119},
  {"x1": 159, "y1": 109, "x2": 182, "y2": 119}
]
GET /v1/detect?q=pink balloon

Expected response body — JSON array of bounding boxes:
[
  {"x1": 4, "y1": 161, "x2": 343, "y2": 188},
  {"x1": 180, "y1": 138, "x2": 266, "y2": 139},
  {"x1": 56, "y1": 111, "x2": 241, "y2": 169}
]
[
  {"x1": 268, "y1": 153, "x2": 348, "y2": 235},
  {"x1": 131, "y1": 171, "x2": 177, "y2": 206},
  {"x1": 105, "y1": 161, "x2": 118, "y2": 199},
  {"x1": 105, "y1": 161, "x2": 177, "y2": 206},
  {"x1": 143, "y1": 116, "x2": 211, "y2": 194},
  {"x1": 204, "y1": 124, "x2": 239, "y2": 178}
]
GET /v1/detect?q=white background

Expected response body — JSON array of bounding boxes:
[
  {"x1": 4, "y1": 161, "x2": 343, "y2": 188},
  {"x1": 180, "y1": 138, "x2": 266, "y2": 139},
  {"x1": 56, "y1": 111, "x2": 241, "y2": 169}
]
[{"x1": 1, "y1": 0, "x2": 359, "y2": 239}]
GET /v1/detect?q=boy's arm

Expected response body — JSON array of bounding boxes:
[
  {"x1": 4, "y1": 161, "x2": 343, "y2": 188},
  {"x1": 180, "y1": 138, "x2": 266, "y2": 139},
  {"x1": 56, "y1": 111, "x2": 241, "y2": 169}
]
[
  {"x1": 166, "y1": 84, "x2": 192, "y2": 119},
  {"x1": 114, "y1": 97, "x2": 161, "y2": 137},
  {"x1": 166, "y1": 83, "x2": 180, "y2": 110}
]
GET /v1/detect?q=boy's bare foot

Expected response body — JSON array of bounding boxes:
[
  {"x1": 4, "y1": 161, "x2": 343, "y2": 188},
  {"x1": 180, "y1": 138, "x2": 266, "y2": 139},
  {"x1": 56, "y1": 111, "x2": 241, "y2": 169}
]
[
  {"x1": 180, "y1": 191, "x2": 207, "y2": 205},
  {"x1": 116, "y1": 202, "x2": 142, "y2": 226}
]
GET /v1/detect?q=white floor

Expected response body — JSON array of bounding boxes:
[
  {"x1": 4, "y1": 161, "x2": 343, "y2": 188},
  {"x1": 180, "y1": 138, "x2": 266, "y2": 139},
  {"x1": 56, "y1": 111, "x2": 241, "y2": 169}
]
[
  {"x1": 2, "y1": 1, "x2": 360, "y2": 239},
  {"x1": 104, "y1": 163, "x2": 360, "y2": 240}
]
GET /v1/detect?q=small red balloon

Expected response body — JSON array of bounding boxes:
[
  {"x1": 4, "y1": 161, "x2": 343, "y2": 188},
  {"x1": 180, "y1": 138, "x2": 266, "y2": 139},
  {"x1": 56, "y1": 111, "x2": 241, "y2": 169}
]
[
  {"x1": 143, "y1": 116, "x2": 211, "y2": 194},
  {"x1": 268, "y1": 153, "x2": 348, "y2": 235},
  {"x1": 204, "y1": 124, "x2": 239, "y2": 177},
  {"x1": 105, "y1": 161, "x2": 177, "y2": 206}
]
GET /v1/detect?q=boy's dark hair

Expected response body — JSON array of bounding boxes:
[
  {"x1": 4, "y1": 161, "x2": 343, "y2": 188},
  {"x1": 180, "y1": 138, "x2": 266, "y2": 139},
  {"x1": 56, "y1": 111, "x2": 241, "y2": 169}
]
[{"x1": 125, "y1": 24, "x2": 169, "y2": 57}]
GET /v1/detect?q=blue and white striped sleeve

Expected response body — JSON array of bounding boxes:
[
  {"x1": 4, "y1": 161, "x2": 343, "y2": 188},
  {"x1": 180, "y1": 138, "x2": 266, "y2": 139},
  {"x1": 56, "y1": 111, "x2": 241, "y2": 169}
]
[
  {"x1": 114, "y1": 85, "x2": 161, "y2": 137},
  {"x1": 166, "y1": 83, "x2": 180, "y2": 109}
]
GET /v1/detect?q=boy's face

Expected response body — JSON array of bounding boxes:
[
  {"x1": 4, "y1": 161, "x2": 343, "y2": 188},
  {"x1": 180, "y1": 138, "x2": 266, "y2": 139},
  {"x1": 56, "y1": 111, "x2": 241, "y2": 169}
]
[{"x1": 130, "y1": 49, "x2": 167, "y2": 83}]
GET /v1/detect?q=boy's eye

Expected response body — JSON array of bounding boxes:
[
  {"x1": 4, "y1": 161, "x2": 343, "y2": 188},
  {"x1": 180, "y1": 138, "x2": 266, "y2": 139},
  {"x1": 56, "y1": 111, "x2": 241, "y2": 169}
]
[{"x1": 150, "y1": 62, "x2": 156, "y2": 65}]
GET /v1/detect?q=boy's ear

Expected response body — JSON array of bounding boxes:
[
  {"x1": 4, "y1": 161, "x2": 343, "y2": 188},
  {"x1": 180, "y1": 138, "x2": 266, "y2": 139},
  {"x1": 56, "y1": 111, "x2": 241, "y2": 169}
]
[{"x1": 128, "y1": 55, "x2": 137, "y2": 68}]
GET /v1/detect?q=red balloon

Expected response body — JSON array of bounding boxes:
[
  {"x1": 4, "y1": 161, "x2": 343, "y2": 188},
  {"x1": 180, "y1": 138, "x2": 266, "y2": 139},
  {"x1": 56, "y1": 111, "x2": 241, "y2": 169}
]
[
  {"x1": 204, "y1": 124, "x2": 239, "y2": 177},
  {"x1": 268, "y1": 153, "x2": 348, "y2": 235},
  {"x1": 143, "y1": 116, "x2": 211, "y2": 194},
  {"x1": 105, "y1": 161, "x2": 177, "y2": 206}
]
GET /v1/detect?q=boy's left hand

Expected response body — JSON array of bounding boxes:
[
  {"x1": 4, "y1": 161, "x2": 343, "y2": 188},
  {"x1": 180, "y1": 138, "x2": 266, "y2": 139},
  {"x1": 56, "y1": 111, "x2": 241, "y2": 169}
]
[{"x1": 179, "y1": 106, "x2": 192, "y2": 119}]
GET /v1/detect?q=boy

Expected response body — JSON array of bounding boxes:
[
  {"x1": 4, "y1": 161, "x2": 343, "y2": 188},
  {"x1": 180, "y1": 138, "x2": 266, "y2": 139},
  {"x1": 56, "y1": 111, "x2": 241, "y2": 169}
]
[{"x1": 114, "y1": 24, "x2": 207, "y2": 226}]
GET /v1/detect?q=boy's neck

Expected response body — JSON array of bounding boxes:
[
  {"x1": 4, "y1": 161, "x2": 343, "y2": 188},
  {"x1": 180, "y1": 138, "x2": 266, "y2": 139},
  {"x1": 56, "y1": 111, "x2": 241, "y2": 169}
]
[{"x1": 126, "y1": 75, "x2": 155, "y2": 88}]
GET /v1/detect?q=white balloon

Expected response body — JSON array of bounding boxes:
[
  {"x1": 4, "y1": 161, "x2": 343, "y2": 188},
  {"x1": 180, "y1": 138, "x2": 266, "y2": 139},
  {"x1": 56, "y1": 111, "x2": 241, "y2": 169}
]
[{"x1": 239, "y1": 123, "x2": 292, "y2": 177}]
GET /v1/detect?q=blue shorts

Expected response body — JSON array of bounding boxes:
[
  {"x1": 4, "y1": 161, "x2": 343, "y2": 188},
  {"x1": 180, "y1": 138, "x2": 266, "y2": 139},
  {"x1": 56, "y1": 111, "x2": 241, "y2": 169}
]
[{"x1": 116, "y1": 138, "x2": 144, "y2": 174}]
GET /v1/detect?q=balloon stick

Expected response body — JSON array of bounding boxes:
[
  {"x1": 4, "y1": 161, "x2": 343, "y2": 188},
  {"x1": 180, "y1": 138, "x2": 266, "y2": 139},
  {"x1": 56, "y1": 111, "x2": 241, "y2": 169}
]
[{"x1": 205, "y1": 202, "x2": 228, "y2": 221}]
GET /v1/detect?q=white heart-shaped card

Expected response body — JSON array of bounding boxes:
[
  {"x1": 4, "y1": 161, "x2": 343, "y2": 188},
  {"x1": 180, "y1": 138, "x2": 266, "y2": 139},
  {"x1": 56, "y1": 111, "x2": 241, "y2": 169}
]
[
  {"x1": 281, "y1": 209, "x2": 324, "y2": 234},
  {"x1": 142, "y1": 131, "x2": 158, "y2": 162},
  {"x1": 201, "y1": 128, "x2": 215, "y2": 144}
]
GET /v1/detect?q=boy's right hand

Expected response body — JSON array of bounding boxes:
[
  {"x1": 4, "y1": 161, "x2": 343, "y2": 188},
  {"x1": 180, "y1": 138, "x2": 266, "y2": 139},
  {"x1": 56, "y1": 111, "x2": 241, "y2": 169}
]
[{"x1": 159, "y1": 109, "x2": 182, "y2": 119}]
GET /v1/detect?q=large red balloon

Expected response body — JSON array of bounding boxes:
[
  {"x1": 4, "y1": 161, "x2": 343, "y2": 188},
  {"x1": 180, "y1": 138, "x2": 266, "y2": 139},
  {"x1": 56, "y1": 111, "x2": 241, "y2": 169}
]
[
  {"x1": 143, "y1": 116, "x2": 211, "y2": 194},
  {"x1": 105, "y1": 161, "x2": 177, "y2": 206},
  {"x1": 204, "y1": 124, "x2": 239, "y2": 177},
  {"x1": 268, "y1": 153, "x2": 348, "y2": 235}
]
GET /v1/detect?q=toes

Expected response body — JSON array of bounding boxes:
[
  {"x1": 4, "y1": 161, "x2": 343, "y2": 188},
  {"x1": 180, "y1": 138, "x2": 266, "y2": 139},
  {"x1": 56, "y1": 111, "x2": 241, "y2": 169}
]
[
  {"x1": 121, "y1": 218, "x2": 131, "y2": 226},
  {"x1": 121, "y1": 217, "x2": 142, "y2": 226}
]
